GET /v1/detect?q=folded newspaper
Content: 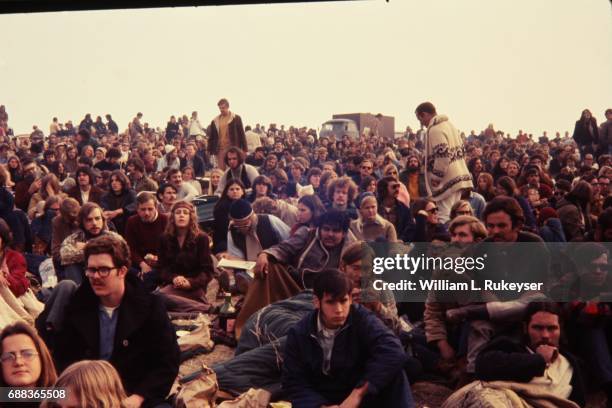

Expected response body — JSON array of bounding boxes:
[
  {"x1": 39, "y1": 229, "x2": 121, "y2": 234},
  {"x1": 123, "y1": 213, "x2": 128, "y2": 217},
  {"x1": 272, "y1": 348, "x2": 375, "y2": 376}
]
[{"x1": 217, "y1": 259, "x2": 256, "y2": 278}]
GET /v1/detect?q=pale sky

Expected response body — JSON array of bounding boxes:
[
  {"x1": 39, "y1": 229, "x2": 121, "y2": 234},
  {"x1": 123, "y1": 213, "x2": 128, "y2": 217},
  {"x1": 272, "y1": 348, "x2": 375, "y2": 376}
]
[{"x1": 1, "y1": 0, "x2": 610, "y2": 137}]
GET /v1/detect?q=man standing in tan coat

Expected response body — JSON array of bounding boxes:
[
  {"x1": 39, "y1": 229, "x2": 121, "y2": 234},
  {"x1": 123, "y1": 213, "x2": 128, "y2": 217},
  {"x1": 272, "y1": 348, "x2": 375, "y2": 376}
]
[
  {"x1": 415, "y1": 102, "x2": 472, "y2": 223},
  {"x1": 207, "y1": 98, "x2": 247, "y2": 170}
]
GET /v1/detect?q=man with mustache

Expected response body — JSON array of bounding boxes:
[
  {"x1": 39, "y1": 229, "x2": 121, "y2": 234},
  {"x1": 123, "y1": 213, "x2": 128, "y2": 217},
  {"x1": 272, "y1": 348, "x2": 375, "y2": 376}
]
[
  {"x1": 469, "y1": 302, "x2": 586, "y2": 407},
  {"x1": 49, "y1": 234, "x2": 180, "y2": 408},
  {"x1": 399, "y1": 154, "x2": 427, "y2": 203},
  {"x1": 60, "y1": 202, "x2": 122, "y2": 284}
]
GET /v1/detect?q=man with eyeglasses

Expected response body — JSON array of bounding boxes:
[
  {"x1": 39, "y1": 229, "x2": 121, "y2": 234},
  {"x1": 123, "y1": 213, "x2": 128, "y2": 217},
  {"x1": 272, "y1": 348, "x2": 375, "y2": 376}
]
[
  {"x1": 352, "y1": 158, "x2": 376, "y2": 186},
  {"x1": 48, "y1": 234, "x2": 180, "y2": 408}
]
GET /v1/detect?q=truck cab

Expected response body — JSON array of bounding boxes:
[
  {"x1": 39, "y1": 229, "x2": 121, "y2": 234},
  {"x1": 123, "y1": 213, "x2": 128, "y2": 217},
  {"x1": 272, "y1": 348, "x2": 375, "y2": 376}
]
[{"x1": 319, "y1": 119, "x2": 359, "y2": 141}]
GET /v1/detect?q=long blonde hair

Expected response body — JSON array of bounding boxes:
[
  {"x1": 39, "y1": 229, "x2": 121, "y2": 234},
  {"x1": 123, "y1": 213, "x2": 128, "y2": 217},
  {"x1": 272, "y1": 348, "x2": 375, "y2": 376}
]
[{"x1": 45, "y1": 360, "x2": 127, "y2": 408}]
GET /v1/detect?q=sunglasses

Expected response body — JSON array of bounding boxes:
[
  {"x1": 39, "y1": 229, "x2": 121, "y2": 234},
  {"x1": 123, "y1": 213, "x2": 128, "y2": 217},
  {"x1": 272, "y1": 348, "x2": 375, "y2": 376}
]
[{"x1": 426, "y1": 207, "x2": 439, "y2": 214}]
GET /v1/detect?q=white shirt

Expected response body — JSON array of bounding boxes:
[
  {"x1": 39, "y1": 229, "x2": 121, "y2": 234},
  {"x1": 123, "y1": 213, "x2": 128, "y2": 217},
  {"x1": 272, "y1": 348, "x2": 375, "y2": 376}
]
[
  {"x1": 80, "y1": 188, "x2": 90, "y2": 203},
  {"x1": 245, "y1": 130, "x2": 262, "y2": 152},
  {"x1": 528, "y1": 349, "x2": 573, "y2": 400}
]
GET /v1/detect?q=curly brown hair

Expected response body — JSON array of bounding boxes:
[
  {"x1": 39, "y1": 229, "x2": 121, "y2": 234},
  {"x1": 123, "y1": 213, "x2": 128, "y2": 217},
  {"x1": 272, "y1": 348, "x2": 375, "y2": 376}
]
[{"x1": 327, "y1": 176, "x2": 358, "y2": 204}]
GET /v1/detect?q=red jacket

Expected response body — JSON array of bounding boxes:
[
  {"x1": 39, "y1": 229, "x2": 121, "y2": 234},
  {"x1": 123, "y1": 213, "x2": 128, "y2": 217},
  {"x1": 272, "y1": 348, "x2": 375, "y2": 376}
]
[{"x1": 3, "y1": 249, "x2": 29, "y2": 297}]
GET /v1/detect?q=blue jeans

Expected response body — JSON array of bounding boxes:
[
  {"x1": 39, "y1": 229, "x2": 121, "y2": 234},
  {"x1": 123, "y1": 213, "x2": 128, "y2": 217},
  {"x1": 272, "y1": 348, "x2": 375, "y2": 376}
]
[{"x1": 61, "y1": 264, "x2": 84, "y2": 285}]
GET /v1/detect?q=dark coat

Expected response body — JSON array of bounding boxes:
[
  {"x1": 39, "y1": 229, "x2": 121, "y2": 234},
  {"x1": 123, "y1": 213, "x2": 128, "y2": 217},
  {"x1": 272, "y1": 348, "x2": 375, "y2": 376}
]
[
  {"x1": 207, "y1": 113, "x2": 247, "y2": 155},
  {"x1": 107, "y1": 119, "x2": 119, "y2": 134},
  {"x1": 556, "y1": 197, "x2": 590, "y2": 241},
  {"x1": 475, "y1": 336, "x2": 586, "y2": 407},
  {"x1": 573, "y1": 118, "x2": 599, "y2": 146},
  {"x1": 325, "y1": 201, "x2": 359, "y2": 220},
  {"x1": 212, "y1": 198, "x2": 235, "y2": 254},
  {"x1": 157, "y1": 232, "x2": 213, "y2": 291},
  {"x1": 414, "y1": 214, "x2": 449, "y2": 242},
  {"x1": 538, "y1": 217, "x2": 566, "y2": 243},
  {"x1": 165, "y1": 122, "x2": 180, "y2": 141},
  {"x1": 48, "y1": 274, "x2": 180, "y2": 408},
  {"x1": 180, "y1": 154, "x2": 206, "y2": 177},
  {"x1": 67, "y1": 185, "x2": 104, "y2": 205},
  {"x1": 282, "y1": 304, "x2": 411, "y2": 408},
  {"x1": 100, "y1": 189, "x2": 137, "y2": 236},
  {"x1": 378, "y1": 199, "x2": 416, "y2": 242}
]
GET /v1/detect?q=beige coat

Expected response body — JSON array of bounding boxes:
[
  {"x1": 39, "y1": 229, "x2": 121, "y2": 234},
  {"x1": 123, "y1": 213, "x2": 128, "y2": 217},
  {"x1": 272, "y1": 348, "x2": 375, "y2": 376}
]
[
  {"x1": 349, "y1": 215, "x2": 397, "y2": 242},
  {"x1": 424, "y1": 115, "x2": 473, "y2": 201}
]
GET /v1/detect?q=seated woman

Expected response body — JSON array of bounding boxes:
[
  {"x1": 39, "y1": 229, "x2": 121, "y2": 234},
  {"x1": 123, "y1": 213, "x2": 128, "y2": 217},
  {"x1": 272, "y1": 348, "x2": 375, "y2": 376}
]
[
  {"x1": 0, "y1": 219, "x2": 44, "y2": 325},
  {"x1": 350, "y1": 192, "x2": 397, "y2": 242},
  {"x1": 27, "y1": 173, "x2": 66, "y2": 220},
  {"x1": 305, "y1": 167, "x2": 322, "y2": 195},
  {"x1": 157, "y1": 201, "x2": 214, "y2": 313},
  {"x1": 247, "y1": 175, "x2": 276, "y2": 203},
  {"x1": 206, "y1": 168, "x2": 224, "y2": 196},
  {"x1": 44, "y1": 360, "x2": 127, "y2": 408},
  {"x1": 31, "y1": 196, "x2": 62, "y2": 256},
  {"x1": 291, "y1": 194, "x2": 326, "y2": 235},
  {"x1": 412, "y1": 198, "x2": 449, "y2": 242},
  {"x1": 212, "y1": 180, "x2": 247, "y2": 255},
  {"x1": 1, "y1": 322, "x2": 57, "y2": 396}
]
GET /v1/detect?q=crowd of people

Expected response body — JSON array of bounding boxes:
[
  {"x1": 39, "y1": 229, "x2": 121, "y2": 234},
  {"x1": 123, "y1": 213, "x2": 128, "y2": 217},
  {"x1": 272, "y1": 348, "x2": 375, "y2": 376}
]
[{"x1": 0, "y1": 99, "x2": 611, "y2": 407}]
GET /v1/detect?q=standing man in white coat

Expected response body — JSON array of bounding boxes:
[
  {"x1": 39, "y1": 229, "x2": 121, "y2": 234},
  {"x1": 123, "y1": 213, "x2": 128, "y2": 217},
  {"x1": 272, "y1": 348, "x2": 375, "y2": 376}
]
[{"x1": 415, "y1": 102, "x2": 472, "y2": 223}]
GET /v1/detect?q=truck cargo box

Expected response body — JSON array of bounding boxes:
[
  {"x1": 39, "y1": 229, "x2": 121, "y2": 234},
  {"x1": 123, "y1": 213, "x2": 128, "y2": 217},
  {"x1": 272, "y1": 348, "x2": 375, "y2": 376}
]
[{"x1": 332, "y1": 113, "x2": 395, "y2": 140}]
